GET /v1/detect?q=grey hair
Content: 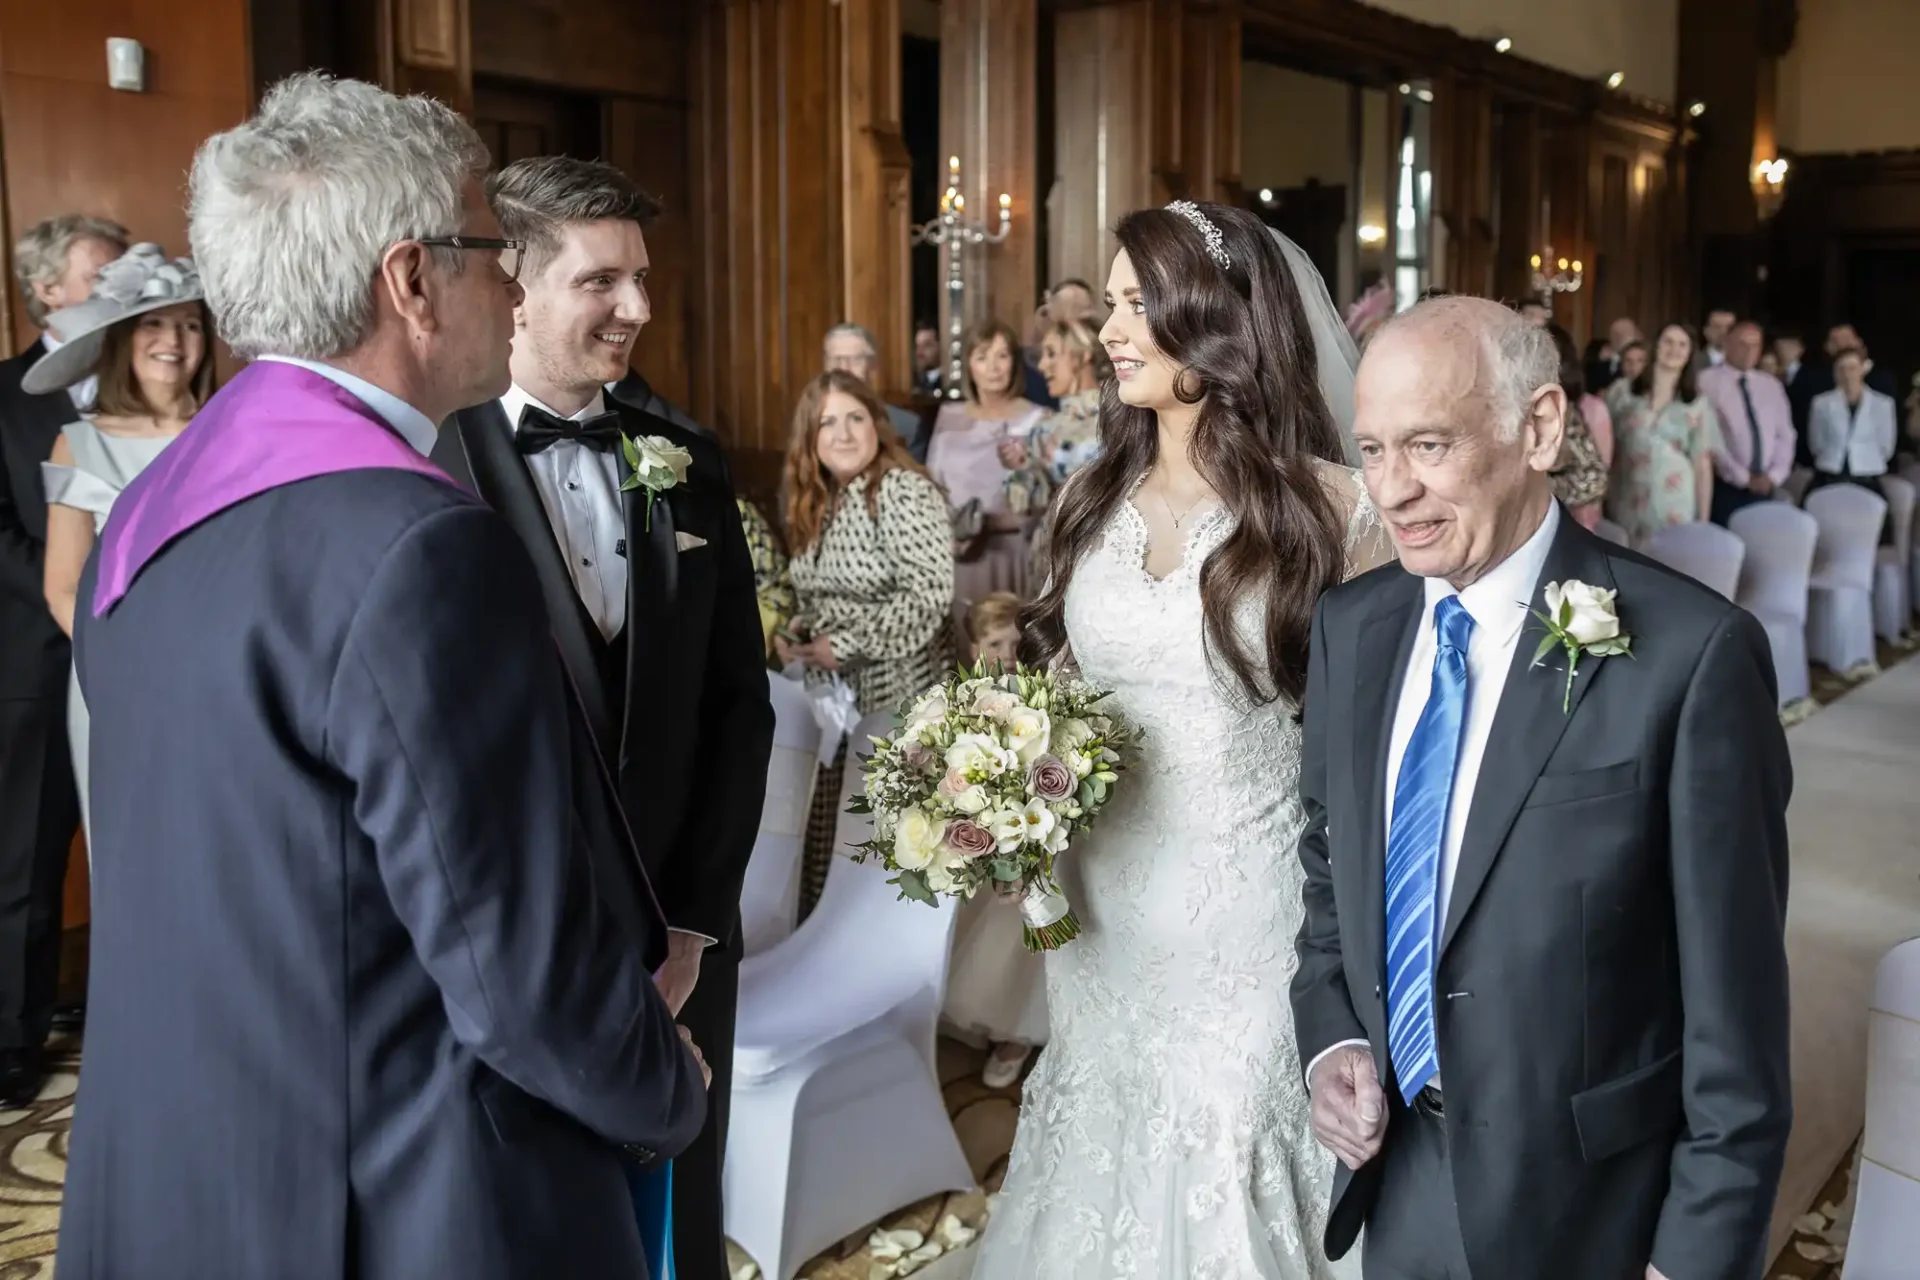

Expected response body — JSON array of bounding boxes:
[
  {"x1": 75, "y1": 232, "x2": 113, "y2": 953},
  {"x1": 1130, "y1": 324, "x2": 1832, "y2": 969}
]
[
  {"x1": 1380, "y1": 297, "x2": 1560, "y2": 442},
  {"x1": 13, "y1": 214, "x2": 130, "y2": 327},
  {"x1": 824, "y1": 322, "x2": 879, "y2": 357},
  {"x1": 487, "y1": 156, "x2": 661, "y2": 279},
  {"x1": 187, "y1": 72, "x2": 489, "y2": 360}
]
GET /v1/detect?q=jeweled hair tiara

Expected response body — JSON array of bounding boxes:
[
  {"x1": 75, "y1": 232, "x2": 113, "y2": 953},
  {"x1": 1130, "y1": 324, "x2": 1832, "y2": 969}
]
[{"x1": 1165, "y1": 200, "x2": 1229, "y2": 271}]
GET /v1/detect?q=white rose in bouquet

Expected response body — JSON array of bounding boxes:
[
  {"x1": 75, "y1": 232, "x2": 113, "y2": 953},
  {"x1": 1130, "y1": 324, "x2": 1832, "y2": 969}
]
[
  {"x1": 892, "y1": 806, "x2": 947, "y2": 871},
  {"x1": 1004, "y1": 705, "x2": 1052, "y2": 764},
  {"x1": 947, "y1": 733, "x2": 1016, "y2": 781}
]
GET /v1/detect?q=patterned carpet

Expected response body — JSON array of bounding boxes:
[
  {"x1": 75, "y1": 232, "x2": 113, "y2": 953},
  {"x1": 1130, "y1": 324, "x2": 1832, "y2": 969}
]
[{"x1": 0, "y1": 1033, "x2": 77, "y2": 1277}]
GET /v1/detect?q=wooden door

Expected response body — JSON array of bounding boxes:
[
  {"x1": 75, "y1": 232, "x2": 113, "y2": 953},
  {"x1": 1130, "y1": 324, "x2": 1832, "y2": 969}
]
[{"x1": 472, "y1": 75, "x2": 603, "y2": 166}]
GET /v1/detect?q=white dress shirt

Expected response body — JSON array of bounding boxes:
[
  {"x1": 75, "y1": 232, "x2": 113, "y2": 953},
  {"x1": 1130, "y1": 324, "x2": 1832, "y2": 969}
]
[
  {"x1": 41, "y1": 332, "x2": 98, "y2": 413},
  {"x1": 499, "y1": 383, "x2": 628, "y2": 641},
  {"x1": 253, "y1": 355, "x2": 440, "y2": 456},
  {"x1": 1307, "y1": 502, "x2": 1561, "y2": 1089}
]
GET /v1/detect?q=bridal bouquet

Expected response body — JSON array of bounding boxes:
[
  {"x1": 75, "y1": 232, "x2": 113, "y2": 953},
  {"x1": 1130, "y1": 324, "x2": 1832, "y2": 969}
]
[{"x1": 849, "y1": 662, "x2": 1140, "y2": 951}]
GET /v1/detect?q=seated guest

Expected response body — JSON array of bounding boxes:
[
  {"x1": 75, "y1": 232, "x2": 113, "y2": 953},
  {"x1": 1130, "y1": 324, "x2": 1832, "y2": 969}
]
[
  {"x1": 1698, "y1": 320, "x2": 1796, "y2": 526},
  {"x1": 927, "y1": 319, "x2": 1045, "y2": 610},
  {"x1": 1547, "y1": 323, "x2": 1611, "y2": 529},
  {"x1": 60, "y1": 73, "x2": 707, "y2": 1280},
  {"x1": 1607, "y1": 323, "x2": 1718, "y2": 546},
  {"x1": 1002, "y1": 317, "x2": 1107, "y2": 576},
  {"x1": 779, "y1": 370, "x2": 954, "y2": 917},
  {"x1": 823, "y1": 321, "x2": 924, "y2": 459},
  {"x1": 738, "y1": 498, "x2": 796, "y2": 665},
  {"x1": 1809, "y1": 346, "x2": 1899, "y2": 544},
  {"x1": 33, "y1": 245, "x2": 213, "y2": 843},
  {"x1": 943, "y1": 591, "x2": 1047, "y2": 1089}
]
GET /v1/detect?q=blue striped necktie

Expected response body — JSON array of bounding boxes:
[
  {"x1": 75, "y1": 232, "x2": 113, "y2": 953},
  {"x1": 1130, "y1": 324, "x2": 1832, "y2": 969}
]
[{"x1": 1385, "y1": 594, "x2": 1475, "y2": 1104}]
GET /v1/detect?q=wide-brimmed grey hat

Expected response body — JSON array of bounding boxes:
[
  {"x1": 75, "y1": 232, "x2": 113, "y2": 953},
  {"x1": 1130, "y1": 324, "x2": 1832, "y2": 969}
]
[{"x1": 23, "y1": 243, "x2": 203, "y2": 395}]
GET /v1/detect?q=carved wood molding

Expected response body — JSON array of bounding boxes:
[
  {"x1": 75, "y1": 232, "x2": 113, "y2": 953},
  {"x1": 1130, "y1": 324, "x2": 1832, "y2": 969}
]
[{"x1": 396, "y1": 0, "x2": 463, "y2": 70}]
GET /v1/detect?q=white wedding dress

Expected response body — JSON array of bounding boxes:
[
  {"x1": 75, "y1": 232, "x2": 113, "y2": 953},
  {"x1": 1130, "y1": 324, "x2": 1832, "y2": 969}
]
[{"x1": 971, "y1": 464, "x2": 1393, "y2": 1280}]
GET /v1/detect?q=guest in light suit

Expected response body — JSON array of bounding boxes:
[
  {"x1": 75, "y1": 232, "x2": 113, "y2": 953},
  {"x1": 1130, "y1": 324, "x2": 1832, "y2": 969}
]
[
  {"x1": 1808, "y1": 345, "x2": 1900, "y2": 543},
  {"x1": 59, "y1": 75, "x2": 706, "y2": 1280}
]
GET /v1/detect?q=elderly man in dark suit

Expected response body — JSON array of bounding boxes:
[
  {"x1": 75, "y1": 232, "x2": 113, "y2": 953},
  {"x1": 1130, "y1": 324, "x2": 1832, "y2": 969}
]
[
  {"x1": 435, "y1": 154, "x2": 773, "y2": 1280},
  {"x1": 0, "y1": 212, "x2": 125, "y2": 1105},
  {"x1": 1293, "y1": 297, "x2": 1792, "y2": 1280},
  {"x1": 59, "y1": 74, "x2": 705, "y2": 1280}
]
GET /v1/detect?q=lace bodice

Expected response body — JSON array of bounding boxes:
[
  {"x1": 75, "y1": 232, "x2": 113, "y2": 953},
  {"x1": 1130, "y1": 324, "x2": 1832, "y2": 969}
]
[{"x1": 974, "y1": 463, "x2": 1385, "y2": 1280}]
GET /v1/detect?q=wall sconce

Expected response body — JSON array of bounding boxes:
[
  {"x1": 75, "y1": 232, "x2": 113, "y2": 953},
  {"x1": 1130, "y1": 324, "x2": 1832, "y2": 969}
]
[
  {"x1": 1687, "y1": 100, "x2": 1707, "y2": 119},
  {"x1": 1753, "y1": 157, "x2": 1790, "y2": 221},
  {"x1": 1258, "y1": 188, "x2": 1275, "y2": 205},
  {"x1": 1358, "y1": 224, "x2": 1387, "y2": 246},
  {"x1": 1605, "y1": 71, "x2": 1626, "y2": 91},
  {"x1": 106, "y1": 37, "x2": 146, "y2": 93},
  {"x1": 1530, "y1": 247, "x2": 1584, "y2": 310},
  {"x1": 1493, "y1": 36, "x2": 1512, "y2": 54}
]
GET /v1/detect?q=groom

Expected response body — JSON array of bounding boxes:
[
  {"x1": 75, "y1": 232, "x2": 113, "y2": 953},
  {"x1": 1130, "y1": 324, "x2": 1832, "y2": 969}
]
[
  {"x1": 432, "y1": 155, "x2": 772, "y2": 1280},
  {"x1": 1292, "y1": 297, "x2": 1792, "y2": 1280}
]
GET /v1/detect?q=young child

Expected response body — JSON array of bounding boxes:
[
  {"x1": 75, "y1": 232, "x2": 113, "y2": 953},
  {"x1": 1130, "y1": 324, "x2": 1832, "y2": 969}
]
[
  {"x1": 965, "y1": 591, "x2": 1022, "y2": 670},
  {"x1": 943, "y1": 591, "x2": 1049, "y2": 1087}
]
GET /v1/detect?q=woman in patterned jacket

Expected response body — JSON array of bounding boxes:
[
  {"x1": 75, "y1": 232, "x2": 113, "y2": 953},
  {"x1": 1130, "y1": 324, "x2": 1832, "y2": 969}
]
[{"x1": 778, "y1": 369, "x2": 956, "y2": 915}]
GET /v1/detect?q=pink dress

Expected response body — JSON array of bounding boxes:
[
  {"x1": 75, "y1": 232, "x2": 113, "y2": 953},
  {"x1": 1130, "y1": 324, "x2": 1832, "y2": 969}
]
[{"x1": 926, "y1": 399, "x2": 1046, "y2": 608}]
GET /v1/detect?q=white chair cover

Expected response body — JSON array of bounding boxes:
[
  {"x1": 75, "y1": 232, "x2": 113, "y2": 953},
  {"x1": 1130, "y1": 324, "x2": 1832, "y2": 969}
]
[
  {"x1": 1782, "y1": 466, "x2": 1814, "y2": 506},
  {"x1": 1592, "y1": 517, "x2": 1630, "y2": 547},
  {"x1": 724, "y1": 709, "x2": 974, "y2": 1280},
  {"x1": 1904, "y1": 462, "x2": 1920, "y2": 605},
  {"x1": 1842, "y1": 937, "x2": 1920, "y2": 1280},
  {"x1": 1872, "y1": 475, "x2": 1915, "y2": 641},
  {"x1": 1646, "y1": 522, "x2": 1746, "y2": 600},
  {"x1": 739, "y1": 674, "x2": 824, "y2": 957},
  {"x1": 1804, "y1": 484, "x2": 1888, "y2": 673},
  {"x1": 1730, "y1": 503, "x2": 1819, "y2": 707}
]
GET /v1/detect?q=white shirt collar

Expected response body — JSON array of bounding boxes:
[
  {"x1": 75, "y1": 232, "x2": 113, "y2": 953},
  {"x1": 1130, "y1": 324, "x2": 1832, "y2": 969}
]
[
  {"x1": 40, "y1": 330, "x2": 62, "y2": 353},
  {"x1": 254, "y1": 355, "x2": 440, "y2": 457},
  {"x1": 500, "y1": 382, "x2": 607, "y2": 434},
  {"x1": 1421, "y1": 499, "x2": 1562, "y2": 648}
]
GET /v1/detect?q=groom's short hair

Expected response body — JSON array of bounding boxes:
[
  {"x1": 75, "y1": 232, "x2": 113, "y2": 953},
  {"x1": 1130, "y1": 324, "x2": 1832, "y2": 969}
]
[{"x1": 487, "y1": 157, "x2": 662, "y2": 279}]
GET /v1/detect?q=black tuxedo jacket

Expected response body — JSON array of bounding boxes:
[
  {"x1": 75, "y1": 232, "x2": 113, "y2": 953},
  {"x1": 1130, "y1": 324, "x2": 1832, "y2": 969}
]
[
  {"x1": 434, "y1": 397, "x2": 772, "y2": 945},
  {"x1": 1292, "y1": 512, "x2": 1793, "y2": 1280},
  {"x1": 0, "y1": 338, "x2": 76, "y2": 697}
]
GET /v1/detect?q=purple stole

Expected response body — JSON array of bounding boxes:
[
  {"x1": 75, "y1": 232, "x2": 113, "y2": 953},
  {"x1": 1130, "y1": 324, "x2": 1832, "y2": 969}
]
[{"x1": 94, "y1": 360, "x2": 460, "y2": 617}]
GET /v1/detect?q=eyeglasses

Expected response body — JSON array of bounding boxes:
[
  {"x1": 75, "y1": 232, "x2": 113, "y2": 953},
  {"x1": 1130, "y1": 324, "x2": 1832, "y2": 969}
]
[{"x1": 418, "y1": 235, "x2": 525, "y2": 282}]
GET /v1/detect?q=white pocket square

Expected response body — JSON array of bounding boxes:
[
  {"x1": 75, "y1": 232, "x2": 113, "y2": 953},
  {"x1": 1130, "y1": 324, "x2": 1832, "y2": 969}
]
[{"x1": 675, "y1": 531, "x2": 708, "y2": 552}]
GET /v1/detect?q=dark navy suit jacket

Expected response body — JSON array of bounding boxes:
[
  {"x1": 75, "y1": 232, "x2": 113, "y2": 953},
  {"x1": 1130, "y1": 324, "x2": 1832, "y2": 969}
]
[{"x1": 60, "y1": 467, "x2": 706, "y2": 1280}]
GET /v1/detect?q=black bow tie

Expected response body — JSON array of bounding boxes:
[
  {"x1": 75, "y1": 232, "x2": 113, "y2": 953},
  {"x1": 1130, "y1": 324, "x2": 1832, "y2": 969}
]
[{"x1": 515, "y1": 404, "x2": 624, "y2": 455}]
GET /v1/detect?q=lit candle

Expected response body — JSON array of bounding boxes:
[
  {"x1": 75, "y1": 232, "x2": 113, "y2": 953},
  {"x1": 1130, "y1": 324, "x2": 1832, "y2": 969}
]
[
  {"x1": 954, "y1": 194, "x2": 965, "y2": 212},
  {"x1": 1531, "y1": 254, "x2": 1542, "y2": 269},
  {"x1": 1557, "y1": 258, "x2": 1568, "y2": 271},
  {"x1": 949, "y1": 155, "x2": 960, "y2": 181},
  {"x1": 1571, "y1": 260, "x2": 1583, "y2": 274},
  {"x1": 999, "y1": 193, "x2": 1011, "y2": 211}
]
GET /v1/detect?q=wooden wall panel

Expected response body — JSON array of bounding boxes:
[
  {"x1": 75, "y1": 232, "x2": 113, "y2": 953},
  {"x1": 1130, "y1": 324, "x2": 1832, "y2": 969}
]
[
  {"x1": 940, "y1": 0, "x2": 1039, "y2": 336},
  {"x1": 469, "y1": 0, "x2": 687, "y2": 102},
  {"x1": 0, "y1": 0, "x2": 253, "y2": 351},
  {"x1": 840, "y1": 0, "x2": 914, "y2": 394},
  {"x1": 605, "y1": 96, "x2": 694, "y2": 410}
]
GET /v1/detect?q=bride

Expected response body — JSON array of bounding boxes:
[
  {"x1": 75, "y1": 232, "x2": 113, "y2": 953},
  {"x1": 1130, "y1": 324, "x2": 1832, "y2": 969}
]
[{"x1": 968, "y1": 202, "x2": 1394, "y2": 1278}]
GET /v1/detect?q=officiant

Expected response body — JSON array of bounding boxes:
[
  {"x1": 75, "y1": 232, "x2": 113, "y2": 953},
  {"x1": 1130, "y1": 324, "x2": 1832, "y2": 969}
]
[{"x1": 432, "y1": 156, "x2": 773, "y2": 1280}]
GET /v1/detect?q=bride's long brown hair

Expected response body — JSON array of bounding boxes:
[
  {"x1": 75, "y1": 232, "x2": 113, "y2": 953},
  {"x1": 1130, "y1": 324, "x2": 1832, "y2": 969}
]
[{"x1": 1025, "y1": 203, "x2": 1350, "y2": 706}]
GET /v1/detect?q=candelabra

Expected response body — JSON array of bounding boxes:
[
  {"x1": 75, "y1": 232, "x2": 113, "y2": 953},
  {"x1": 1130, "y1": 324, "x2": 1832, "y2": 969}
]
[
  {"x1": 1529, "y1": 246, "x2": 1584, "y2": 310},
  {"x1": 1753, "y1": 158, "x2": 1790, "y2": 222},
  {"x1": 911, "y1": 155, "x2": 1012, "y2": 399}
]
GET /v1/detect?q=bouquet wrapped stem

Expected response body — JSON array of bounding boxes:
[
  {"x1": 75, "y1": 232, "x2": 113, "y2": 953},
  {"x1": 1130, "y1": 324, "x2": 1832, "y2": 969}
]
[{"x1": 848, "y1": 660, "x2": 1140, "y2": 952}]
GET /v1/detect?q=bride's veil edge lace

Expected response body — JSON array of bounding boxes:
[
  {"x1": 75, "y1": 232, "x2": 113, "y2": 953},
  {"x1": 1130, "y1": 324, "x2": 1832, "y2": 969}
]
[{"x1": 1267, "y1": 227, "x2": 1361, "y2": 467}]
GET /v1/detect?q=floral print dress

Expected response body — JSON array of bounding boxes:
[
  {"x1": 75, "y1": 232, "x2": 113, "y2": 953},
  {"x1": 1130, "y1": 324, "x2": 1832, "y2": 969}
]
[{"x1": 1605, "y1": 386, "x2": 1719, "y2": 546}]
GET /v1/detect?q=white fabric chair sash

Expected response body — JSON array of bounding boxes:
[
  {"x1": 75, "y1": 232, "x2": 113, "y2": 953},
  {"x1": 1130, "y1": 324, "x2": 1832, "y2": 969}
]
[
  {"x1": 739, "y1": 674, "x2": 826, "y2": 957},
  {"x1": 1872, "y1": 475, "x2": 1916, "y2": 641},
  {"x1": 1805, "y1": 484, "x2": 1888, "y2": 673},
  {"x1": 1730, "y1": 503, "x2": 1818, "y2": 708},
  {"x1": 1843, "y1": 937, "x2": 1920, "y2": 1279}
]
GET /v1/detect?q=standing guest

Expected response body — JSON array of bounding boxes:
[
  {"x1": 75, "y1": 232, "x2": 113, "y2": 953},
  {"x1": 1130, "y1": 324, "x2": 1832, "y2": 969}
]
[
  {"x1": 1001, "y1": 317, "x2": 1107, "y2": 515},
  {"x1": 737, "y1": 498, "x2": 796, "y2": 665},
  {"x1": 1615, "y1": 338, "x2": 1650, "y2": 387},
  {"x1": 913, "y1": 320, "x2": 943, "y2": 394},
  {"x1": 1772, "y1": 331, "x2": 1807, "y2": 393},
  {"x1": 1606, "y1": 323, "x2": 1718, "y2": 546},
  {"x1": 1546, "y1": 323, "x2": 1612, "y2": 530},
  {"x1": 1758, "y1": 349, "x2": 1782, "y2": 378},
  {"x1": 33, "y1": 246, "x2": 213, "y2": 844},
  {"x1": 943, "y1": 590, "x2": 1048, "y2": 1089},
  {"x1": 0, "y1": 211, "x2": 125, "y2": 1105},
  {"x1": 927, "y1": 319, "x2": 1045, "y2": 609},
  {"x1": 779, "y1": 370, "x2": 954, "y2": 918},
  {"x1": 60, "y1": 74, "x2": 707, "y2": 1280},
  {"x1": 1793, "y1": 324, "x2": 1896, "y2": 469},
  {"x1": 1808, "y1": 347, "x2": 1899, "y2": 544},
  {"x1": 1699, "y1": 320, "x2": 1796, "y2": 526},
  {"x1": 434, "y1": 155, "x2": 772, "y2": 1280},
  {"x1": 1587, "y1": 316, "x2": 1642, "y2": 391},
  {"x1": 1701, "y1": 307, "x2": 1737, "y2": 366},
  {"x1": 823, "y1": 322, "x2": 925, "y2": 459}
]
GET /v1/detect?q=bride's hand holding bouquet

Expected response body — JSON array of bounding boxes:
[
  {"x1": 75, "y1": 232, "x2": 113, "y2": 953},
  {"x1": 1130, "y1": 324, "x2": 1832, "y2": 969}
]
[{"x1": 850, "y1": 660, "x2": 1140, "y2": 951}]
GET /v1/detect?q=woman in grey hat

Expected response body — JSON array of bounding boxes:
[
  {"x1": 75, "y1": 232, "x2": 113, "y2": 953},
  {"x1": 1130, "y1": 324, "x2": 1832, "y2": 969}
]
[{"x1": 35, "y1": 243, "x2": 212, "y2": 843}]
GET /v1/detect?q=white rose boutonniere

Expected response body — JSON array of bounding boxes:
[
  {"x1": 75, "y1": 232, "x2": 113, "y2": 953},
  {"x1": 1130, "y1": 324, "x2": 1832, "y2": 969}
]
[
  {"x1": 619, "y1": 434, "x2": 693, "y2": 530},
  {"x1": 1531, "y1": 579, "x2": 1633, "y2": 712}
]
